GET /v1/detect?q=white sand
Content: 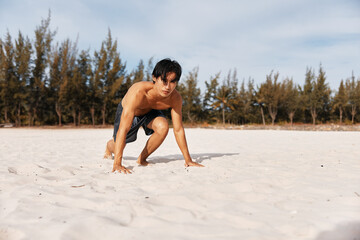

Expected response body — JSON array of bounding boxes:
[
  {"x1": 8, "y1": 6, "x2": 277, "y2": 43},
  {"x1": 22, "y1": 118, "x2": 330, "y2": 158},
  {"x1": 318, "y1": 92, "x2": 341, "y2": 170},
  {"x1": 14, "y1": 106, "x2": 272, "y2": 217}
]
[{"x1": 0, "y1": 128, "x2": 359, "y2": 240}]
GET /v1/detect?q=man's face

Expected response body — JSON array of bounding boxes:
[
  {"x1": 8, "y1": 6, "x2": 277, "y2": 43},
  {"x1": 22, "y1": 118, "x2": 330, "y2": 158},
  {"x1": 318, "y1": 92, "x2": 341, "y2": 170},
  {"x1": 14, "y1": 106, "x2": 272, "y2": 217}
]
[{"x1": 153, "y1": 72, "x2": 177, "y2": 97}]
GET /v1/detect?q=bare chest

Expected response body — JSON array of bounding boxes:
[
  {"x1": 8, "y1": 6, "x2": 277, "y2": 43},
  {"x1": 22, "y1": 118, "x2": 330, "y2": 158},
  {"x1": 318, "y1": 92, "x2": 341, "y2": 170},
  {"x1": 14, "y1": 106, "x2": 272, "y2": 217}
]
[{"x1": 134, "y1": 99, "x2": 172, "y2": 116}]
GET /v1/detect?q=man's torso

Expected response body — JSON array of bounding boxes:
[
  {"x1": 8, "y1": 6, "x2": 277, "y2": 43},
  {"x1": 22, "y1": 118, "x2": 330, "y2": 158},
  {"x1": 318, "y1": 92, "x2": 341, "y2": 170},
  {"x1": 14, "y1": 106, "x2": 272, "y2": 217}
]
[{"x1": 122, "y1": 82, "x2": 178, "y2": 116}]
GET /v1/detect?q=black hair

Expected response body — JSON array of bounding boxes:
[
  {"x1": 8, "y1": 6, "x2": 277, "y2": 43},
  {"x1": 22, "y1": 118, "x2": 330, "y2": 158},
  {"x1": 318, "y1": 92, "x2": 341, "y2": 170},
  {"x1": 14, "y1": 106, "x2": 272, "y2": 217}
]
[{"x1": 152, "y1": 58, "x2": 182, "y2": 83}]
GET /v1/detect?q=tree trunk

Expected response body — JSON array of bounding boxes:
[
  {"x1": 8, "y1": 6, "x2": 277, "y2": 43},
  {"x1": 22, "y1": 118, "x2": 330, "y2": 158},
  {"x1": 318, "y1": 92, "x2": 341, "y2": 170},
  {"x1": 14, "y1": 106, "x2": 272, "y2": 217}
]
[
  {"x1": 310, "y1": 108, "x2": 317, "y2": 125},
  {"x1": 55, "y1": 103, "x2": 62, "y2": 126},
  {"x1": 268, "y1": 105, "x2": 277, "y2": 126},
  {"x1": 72, "y1": 108, "x2": 77, "y2": 126},
  {"x1": 339, "y1": 107, "x2": 343, "y2": 124},
  {"x1": 102, "y1": 103, "x2": 106, "y2": 126},
  {"x1": 288, "y1": 111, "x2": 295, "y2": 126},
  {"x1": 91, "y1": 107, "x2": 95, "y2": 126},
  {"x1": 32, "y1": 108, "x2": 36, "y2": 126},
  {"x1": 260, "y1": 106, "x2": 265, "y2": 125},
  {"x1": 28, "y1": 111, "x2": 32, "y2": 127},
  {"x1": 78, "y1": 111, "x2": 81, "y2": 126},
  {"x1": 187, "y1": 111, "x2": 194, "y2": 124},
  {"x1": 351, "y1": 105, "x2": 356, "y2": 124},
  {"x1": 222, "y1": 104, "x2": 225, "y2": 127},
  {"x1": 17, "y1": 103, "x2": 21, "y2": 127},
  {"x1": 4, "y1": 106, "x2": 8, "y2": 122}
]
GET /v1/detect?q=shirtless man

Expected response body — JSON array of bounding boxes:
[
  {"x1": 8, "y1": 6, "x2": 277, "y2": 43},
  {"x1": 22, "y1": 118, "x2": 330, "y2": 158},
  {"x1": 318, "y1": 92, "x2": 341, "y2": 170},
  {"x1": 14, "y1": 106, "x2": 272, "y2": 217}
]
[{"x1": 104, "y1": 58, "x2": 204, "y2": 174}]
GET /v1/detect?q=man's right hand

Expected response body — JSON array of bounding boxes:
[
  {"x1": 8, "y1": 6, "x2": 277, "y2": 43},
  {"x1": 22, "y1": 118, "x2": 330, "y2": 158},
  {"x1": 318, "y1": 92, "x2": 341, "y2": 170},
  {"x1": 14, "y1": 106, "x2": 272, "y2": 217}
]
[{"x1": 112, "y1": 165, "x2": 132, "y2": 174}]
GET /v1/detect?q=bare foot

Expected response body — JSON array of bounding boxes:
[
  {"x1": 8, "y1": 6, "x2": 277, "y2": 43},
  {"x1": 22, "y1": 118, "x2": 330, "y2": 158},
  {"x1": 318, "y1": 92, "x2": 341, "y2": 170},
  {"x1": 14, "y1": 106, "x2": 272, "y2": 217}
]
[
  {"x1": 104, "y1": 152, "x2": 113, "y2": 159},
  {"x1": 136, "y1": 159, "x2": 151, "y2": 166},
  {"x1": 103, "y1": 145, "x2": 113, "y2": 159}
]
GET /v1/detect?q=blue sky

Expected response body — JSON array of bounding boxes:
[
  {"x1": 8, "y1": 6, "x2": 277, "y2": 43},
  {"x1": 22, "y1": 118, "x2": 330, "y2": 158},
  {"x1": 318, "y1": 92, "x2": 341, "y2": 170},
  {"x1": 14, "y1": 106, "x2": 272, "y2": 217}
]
[{"x1": 1, "y1": 0, "x2": 359, "y2": 92}]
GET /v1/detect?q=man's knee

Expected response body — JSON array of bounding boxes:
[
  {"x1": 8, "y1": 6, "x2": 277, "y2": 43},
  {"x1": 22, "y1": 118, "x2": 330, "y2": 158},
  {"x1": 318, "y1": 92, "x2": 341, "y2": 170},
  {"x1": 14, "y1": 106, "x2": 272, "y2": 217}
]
[{"x1": 153, "y1": 118, "x2": 169, "y2": 136}]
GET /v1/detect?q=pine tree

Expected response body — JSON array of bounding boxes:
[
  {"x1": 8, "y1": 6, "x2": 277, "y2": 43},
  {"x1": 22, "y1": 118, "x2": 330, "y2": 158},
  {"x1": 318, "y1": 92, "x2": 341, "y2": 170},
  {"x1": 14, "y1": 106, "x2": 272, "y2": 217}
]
[
  {"x1": 225, "y1": 69, "x2": 242, "y2": 125},
  {"x1": 302, "y1": 65, "x2": 331, "y2": 125},
  {"x1": 211, "y1": 71, "x2": 238, "y2": 126},
  {"x1": 48, "y1": 39, "x2": 76, "y2": 125},
  {"x1": 0, "y1": 32, "x2": 16, "y2": 123},
  {"x1": 356, "y1": 78, "x2": 360, "y2": 123},
  {"x1": 302, "y1": 67, "x2": 318, "y2": 125},
  {"x1": 178, "y1": 67, "x2": 202, "y2": 124},
  {"x1": 345, "y1": 72, "x2": 360, "y2": 124},
  {"x1": 49, "y1": 43, "x2": 62, "y2": 125},
  {"x1": 144, "y1": 57, "x2": 154, "y2": 82},
  {"x1": 244, "y1": 78, "x2": 257, "y2": 124},
  {"x1": 93, "y1": 29, "x2": 125, "y2": 125},
  {"x1": 74, "y1": 50, "x2": 92, "y2": 125},
  {"x1": 29, "y1": 12, "x2": 56, "y2": 125},
  {"x1": 258, "y1": 71, "x2": 283, "y2": 125},
  {"x1": 203, "y1": 73, "x2": 220, "y2": 123},
  {"x1": 0, "y1": 38, "x2": 4, "y2": 123},
  {"x1": 132, "y1": 59, "x2": 144, "y2": 83},
  {"x1": 283, "y1": 78, "x2": 300, "y2": 126},
  {"x1": 14, "y1": 31, "x2": 32, "y2": 126},
  {"x1": 60, "y1": 39, "x2": 78, "y2": 125},
  {"x1": 315, "y1": 65, "x2": 331, "y2": 123},
  {"x1": 333, "y1": 80, "x2": 348, "y2": 124},
  {"x1": 255, "y1": 84, "x2": 266, "y2": 125},
  {"x1": 88, "y1": 65, "x2": 100, "y2": 126},
  {"x1": 212, "y1": 84, "x2": 234, "y2": 126},
  {"x1": 237, "y1": 80, "x2": 247, "y2": 124}
]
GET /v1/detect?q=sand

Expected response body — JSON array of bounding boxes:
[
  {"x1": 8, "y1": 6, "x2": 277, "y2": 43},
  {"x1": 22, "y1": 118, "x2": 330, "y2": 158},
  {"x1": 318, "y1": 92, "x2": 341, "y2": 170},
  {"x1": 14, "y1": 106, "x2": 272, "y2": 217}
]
[{"x1": 0, "y1": 128, "x2": 359, "y2": 240}]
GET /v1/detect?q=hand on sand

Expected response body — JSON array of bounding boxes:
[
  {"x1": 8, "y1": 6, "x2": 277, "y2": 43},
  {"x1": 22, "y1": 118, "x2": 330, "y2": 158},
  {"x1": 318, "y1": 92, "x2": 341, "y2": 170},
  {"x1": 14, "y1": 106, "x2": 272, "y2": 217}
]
[
  {"x1": 185, "y1": 161, "x2": 204, "y2": 167},
  {"x1": 112, "y1": 165, "x2": 132, "y2": 174}
]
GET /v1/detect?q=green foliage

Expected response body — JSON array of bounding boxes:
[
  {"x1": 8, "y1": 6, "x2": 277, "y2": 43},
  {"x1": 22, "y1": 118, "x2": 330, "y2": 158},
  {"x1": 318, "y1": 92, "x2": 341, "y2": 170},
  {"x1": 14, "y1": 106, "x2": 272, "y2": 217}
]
[
  {"x1": 345, "y1": 72, "x2": 360, "y2": 124},
  {"x1": 213, "y1": 69, "x2": 238, "y2": 125},
  {"x1": 145, "y1": 57, "x2": 154, "y2": 82},
  {"x1": 301, "y1": 66, "x2": 331, "y2": 125},
  {"x1": 93, "y1": 29, "x2": 126, "y2": 125},
  {"x1": 0, "y1": 32, "x2": 17, "y2": 123},
  {"x1": 283, "y1": 78, "x2": 301, "y2": 125},
  {"x1": 257, "y1": 71, "x2": 283, "y2": 125},
  {"x1": 177, "y1": 67, "x2": 202, "y2": 123},
  {"x1": 13, "y1": 31, "x2": 32, "y2": 126},
  {"x1": 333, "y1": 80, "x2": 348, "y2": 123},
  {"x1": 212, "y1": 84, "x2": 234, "y2": 125},
  {"x1": 203, "y1": 72, "x2": 219, "y2": 123},
  {"x1": 315, "y1": 65, "x2": 331, "y2": 122},
  {"x1": 28, "y1": 12, "x2": 56, "y2": 126},
  {"x1": 132, "y1": 60, "x2": 145, "y2": 83}
]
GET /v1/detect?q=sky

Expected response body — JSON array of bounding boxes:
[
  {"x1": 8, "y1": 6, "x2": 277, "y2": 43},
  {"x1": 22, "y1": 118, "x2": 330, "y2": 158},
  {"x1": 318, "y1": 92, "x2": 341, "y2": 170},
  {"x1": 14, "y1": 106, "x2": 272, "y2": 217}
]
[{"x1": 1, "y1": 0, "x2": 359, "y2": 92}]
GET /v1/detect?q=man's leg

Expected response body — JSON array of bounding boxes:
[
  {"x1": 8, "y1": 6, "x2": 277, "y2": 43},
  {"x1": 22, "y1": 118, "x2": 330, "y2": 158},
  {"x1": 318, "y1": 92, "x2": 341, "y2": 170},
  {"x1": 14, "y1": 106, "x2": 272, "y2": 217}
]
[
  {"x1": 137, "y1": 117, "x2": 169, "y2": 166},
  {"x1": 104, "y1": 139, "x2": 115, "y2": 159}
]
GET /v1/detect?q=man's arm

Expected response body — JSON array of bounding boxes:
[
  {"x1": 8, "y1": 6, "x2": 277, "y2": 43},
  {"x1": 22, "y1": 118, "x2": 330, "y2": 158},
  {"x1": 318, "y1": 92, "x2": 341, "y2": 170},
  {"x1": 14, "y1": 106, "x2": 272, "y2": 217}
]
[
  {"x1": 112, "y1": 106, "x2": 134, "y2": 174},
  {"x1": 112, "y1": 89, "x2": 141, "y2": 174},
  {"x1": 171, "y1": 94, "x2": 204, "y2": 167}
]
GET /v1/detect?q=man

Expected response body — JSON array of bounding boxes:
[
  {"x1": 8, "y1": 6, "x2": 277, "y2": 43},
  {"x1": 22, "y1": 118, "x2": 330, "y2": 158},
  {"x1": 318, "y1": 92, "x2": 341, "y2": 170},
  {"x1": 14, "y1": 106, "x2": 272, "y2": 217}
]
[{"x1": 104, "y1": 58, "x2": 204, "y2": 174}]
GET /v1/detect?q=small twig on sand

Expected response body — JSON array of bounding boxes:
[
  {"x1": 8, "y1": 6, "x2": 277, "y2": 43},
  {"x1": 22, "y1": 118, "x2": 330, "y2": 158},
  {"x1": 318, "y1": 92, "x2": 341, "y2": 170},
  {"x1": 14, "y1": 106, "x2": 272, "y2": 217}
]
[
  {"x1": 71, "y1": 184, "x2": 85, "y2": 188},
  {"x1": 354, "y1": 192, "x2": 360, "y2": 197}
]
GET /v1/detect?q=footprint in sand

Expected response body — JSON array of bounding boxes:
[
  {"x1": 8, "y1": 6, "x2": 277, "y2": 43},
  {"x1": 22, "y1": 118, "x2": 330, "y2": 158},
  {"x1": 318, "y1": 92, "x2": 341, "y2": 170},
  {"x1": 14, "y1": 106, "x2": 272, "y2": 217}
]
[
  {"x1": 36, "y1": 164, "x2": 51, "y2": 174},
  {"x1": 8, "y1": 167, "x2": 18, "y2": 174}
]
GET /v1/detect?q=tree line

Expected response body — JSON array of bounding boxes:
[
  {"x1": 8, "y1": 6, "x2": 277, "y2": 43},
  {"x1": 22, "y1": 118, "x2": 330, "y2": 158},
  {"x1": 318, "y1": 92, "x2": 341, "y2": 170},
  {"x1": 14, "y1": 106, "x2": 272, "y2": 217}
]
[
  {"x1": 1, "y1": 15, "x2": 360, "y2": 127},
  {"x1": 182, "y1": 67, "x2": 359, "y2": 126}
]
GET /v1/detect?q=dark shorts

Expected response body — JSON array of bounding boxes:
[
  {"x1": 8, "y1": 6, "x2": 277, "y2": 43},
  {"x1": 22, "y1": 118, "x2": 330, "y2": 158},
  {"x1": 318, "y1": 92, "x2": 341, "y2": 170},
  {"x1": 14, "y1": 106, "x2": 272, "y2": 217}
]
[{"x1": 113, "y1": 101, "x2": 166, "y2": 143}]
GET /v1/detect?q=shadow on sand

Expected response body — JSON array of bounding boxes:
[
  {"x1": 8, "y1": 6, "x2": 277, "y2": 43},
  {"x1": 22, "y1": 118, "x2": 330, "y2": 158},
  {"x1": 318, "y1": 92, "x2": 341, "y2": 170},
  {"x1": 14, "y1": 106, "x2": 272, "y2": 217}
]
[
  {"x1": 124, "y1": 153, "x2": 239, "y2": 164},
  {"x1": 314, "y1": 221, "x2": 360, "y2": 240}
]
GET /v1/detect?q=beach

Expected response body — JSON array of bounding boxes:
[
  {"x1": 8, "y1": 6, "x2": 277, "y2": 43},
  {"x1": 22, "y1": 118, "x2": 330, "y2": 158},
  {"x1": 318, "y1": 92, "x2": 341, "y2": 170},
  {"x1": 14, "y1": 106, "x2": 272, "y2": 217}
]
[{"x1": 0, "y1": 128, "x2": 359, "y2": 240}]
